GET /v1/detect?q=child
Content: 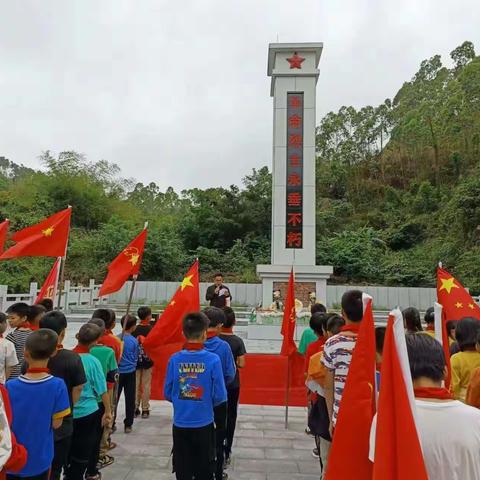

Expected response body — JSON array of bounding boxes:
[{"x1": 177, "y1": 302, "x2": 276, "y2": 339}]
[
  {"x1": 37, "y1": 299, "x2": 54, "y2": 312},
  {"x1": 423, "y1": 307, "x2": 435, "y2": 338},
  {"x1": 450, "y1": 317, "x2": 480, "y2": 401},
  {"x1": 405, "y1": 333, "x2": 480, "y2": 479},
  {"x1": 219, "y1": 307, "x2": 246, "y2": 466},
  {"x1": 466, "y1": 329, "x2": 480, "y2": 408},
  {"x1": 299, "y1": 303, "x2": 327, "y2": 355},
  {"x1": 402, "y1": 307, "x2": 423, "y2": 333},
  {"x1": 93, "y1": 309, "x2": 122, "y2": 363},
  {"x1": 26, "y1": 305, "x2": 46, "y2": 331},
  {"x1": 5, "y1": 303, "x2": 31, "y2": 379},
  {"x1": 132, "y1": 306, "x2": 154, "y2": 419},
  {"x1": 202, "y1": 307, "x2": 236, "y2": 480},
  {"x1": 37, "y1": 312, "x2": 87, "y2": 480},
  {"x1": 164, "y1": 312, "x2": 227, "y2": 480},
  {"x1": 322, "y1": 290, "x2": 364, "y2": 435},
  {"x1": 305, "y1": 312, "x2": 328, "y2": 376},
  {"x1": 67, "y1": 324, "x2": 112, "y2": 480},
  {"x1": 6, "y1": 329, "x2": 71, "y2": 480},
  {"x1": 116, "y1": 315, "x2": 139, "y2": 434},
  {"x1": 86, "y1": 318, "x2": 118, "y2": 477},
  {"x1": 0, "y1": 314, "x2": 18, "y2": 384}
]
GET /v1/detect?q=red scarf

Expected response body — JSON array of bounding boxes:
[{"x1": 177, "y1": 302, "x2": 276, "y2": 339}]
[
  {"x1": 414, "y1": 387, "x2": 453, "y2": 400},
  {"x1": 207, "y1": 331, "x2": 217, "y2": 339},
  {"x1": 221, "y1": 327, "x2": 234, "y2": 334},
  {"x1": 105, "y1": 329, "x2": 114, "y2": 336},
  {"x1": 26, "y1": 368, "x2": 50, "y2": 374},
  {"x1": 183, "y1": 342, "x2": 204, "y2": 351},
  {"x1": 57, "y1": 344, "x2": 63, "y2": 350},
  {"x1": 27, "y1": 323, "x2": 39, "y2": 331},
  {"x1": 426, "y1": 324, "x2": 435, "y2": 332},
  {"x1": 340, "y1": 323, "x2": 361, "y2": 334},
  {"x1": 140, "y1": 320, "x2": 150, "y2": 326},
  {"x1": 73, "y1": 345, "x2": 90, "y2": 354}
]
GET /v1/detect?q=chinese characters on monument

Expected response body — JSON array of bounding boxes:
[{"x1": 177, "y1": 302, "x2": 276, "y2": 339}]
[{"x1": 286, "y1": 92, "x2": 304, "y2": 249}]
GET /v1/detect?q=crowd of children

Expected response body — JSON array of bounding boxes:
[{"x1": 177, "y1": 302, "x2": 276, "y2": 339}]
[{"x1": 0, "y1": 301, "x2": 163, "y2": 480}]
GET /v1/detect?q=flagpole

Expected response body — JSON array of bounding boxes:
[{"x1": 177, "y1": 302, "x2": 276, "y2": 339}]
[
  {"x1": 56, "y1": 206, "x2": 72, "y2": 310},
  {"x1": 125, "y1": 275, "x2": 138, "y2": 316}
]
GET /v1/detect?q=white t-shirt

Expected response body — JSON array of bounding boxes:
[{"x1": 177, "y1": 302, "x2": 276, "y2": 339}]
[{"x1": 0, "y1": 338, "x2": 18, "y2": 384}]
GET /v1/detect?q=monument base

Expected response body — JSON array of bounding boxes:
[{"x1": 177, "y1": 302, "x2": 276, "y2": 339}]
[{"x1": 256, "y1": 264, "x2": 333, "y2": 309}]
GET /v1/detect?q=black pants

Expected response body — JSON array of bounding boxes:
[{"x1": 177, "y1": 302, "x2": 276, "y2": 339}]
[
  {"x1": 65, "y1": 410, "x2": 100, "y2": 480},
  {"x1": 50, "y1": 434, "x2": 72, "y2": 480},
  {"x1": 225, "y1": 387, "x2": 240, "y2": 459},
  {"x1": 116, "y1": 371, "x2": 136, "y2": 428},
  {"x1": 86, "y1": 403, "x2": 105, "y2": 476},
  {"x1": 7, "y1": 472, "x2": 49, "y2": 480},
  {"x1": 172, "y1": 423, "x2": 215, "y2": 480},
  {"x1": 214, "y1": 402, "x2": 227, "y2": 480}
]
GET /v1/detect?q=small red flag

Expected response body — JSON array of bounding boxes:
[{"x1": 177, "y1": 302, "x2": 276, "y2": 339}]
[
  {"x1": 143, "y1": 260, "x2": 200, "y2": 362},
  {"x1": 325, "y1": 296, "x2": 376, "y2": 480},
  {"x1": 0, "y1": 219, "x2": 9, "y2": 253},
  {"x1": 280, "y1": 267, "x2": 297, "y2": 356},
  {"x1": 0, "y1": 208, "x2": 71, "y2": 259},
  {"x1": 98, "y1": 227, "x2": 148, "y2": 297},
  {"x1": 372, "y1": 310, "x2": 428, "y2": 479},
  {"x1": 35, "y1": 257, "x2": 61, "y2": 304}
]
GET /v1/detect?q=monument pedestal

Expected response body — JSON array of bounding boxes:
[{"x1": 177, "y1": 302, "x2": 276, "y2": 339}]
[
  {"x1": 257, "y1": 264, "x2": 333, "y2": 308},
  {"x1": 257, "y1": 43, "x2": 332, "y2": 308}
]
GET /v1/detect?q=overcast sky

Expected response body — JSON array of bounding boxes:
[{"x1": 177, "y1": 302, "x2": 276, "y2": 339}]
[{"x1": 1, "y1": 0, "x2": 479, "y2": 191}]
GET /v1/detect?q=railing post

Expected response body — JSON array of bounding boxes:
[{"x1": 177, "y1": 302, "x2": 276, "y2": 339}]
[
  {"x1": 29, "y1": 282, "x2": 38, "y2": 304},
  {"x1": 89, "y1": 279, "x2": 95, "y2": 306},
  {"x1": 0, "y1": 285, "x2": 8, "y2": 312},
  {"x1": 63, "y1": 280, "x2": 71, "y2": 312}
]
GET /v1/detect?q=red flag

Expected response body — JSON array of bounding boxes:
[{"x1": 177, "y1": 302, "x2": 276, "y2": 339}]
[
  {"x1": 325, "y1": 296, "x2": 376, "y2": 480},
  {"x1": 143, "y1": 260, "x2": 200, "y2": 362},
  {"x1": 0, "y1": 219, "x2": 9, "y2": 253},
  {"x1": 372, "y1": 310, "x2": 428, "y2": 479},
  {"x1": 280, "y1": 267, "x2": 297, "y2": 356},
  {"x1": 0, "y1": 208, "x2": 71, "y2": 259},
  {"x1": 98, "y1": 227, "x2": 148, "y2": 297},
  {"x1": 35, "y1": 257, "x2": 61, "y2": 304}
]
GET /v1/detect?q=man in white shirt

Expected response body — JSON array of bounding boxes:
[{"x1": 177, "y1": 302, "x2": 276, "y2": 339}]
[{"x1": 405, "y1": 333, "x2": 480, "y2": 480}]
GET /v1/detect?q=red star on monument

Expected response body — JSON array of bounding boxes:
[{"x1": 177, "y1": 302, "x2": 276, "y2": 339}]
[{"x1": 286, "y1": 52, "x2": 305, "y2": 69}]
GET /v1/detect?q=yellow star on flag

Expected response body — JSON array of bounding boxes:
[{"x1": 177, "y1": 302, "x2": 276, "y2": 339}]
[
  {"x1": 42, "y1": 226, "x2": 55, "y2": 237},
  {"x1": 170, "y1": 300, "x2": 176, "y2": 306},
  {"x1": 469, "y1": 303, "x2": 475, "y2": 310},
  {"x1": 439, "y1": 277, "x2": 459, "y2": 294},
  {"x1": 128, "y1": 253, "x2": 139, "y2": 266},
  {"x1": 455, "y1": 302, "x2": 463, "y2": 308},
  {"x1": 180, "y1": 274, "x2": 194, "y2": 291}
]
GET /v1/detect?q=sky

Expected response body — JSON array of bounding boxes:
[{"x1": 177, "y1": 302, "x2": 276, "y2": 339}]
[{"x1": 1, "y1": 0, "x2": 479, "y2": 191}]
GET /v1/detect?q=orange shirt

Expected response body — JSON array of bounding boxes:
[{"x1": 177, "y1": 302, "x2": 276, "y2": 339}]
[
  {"x1": 304, "y1": 336, "x2": 325, "y2": 373},
  {"x1": 466, "y1": 367, "x2": 480, "y2": 408}
]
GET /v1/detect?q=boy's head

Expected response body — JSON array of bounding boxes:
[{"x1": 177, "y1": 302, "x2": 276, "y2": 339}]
[
  {"x1": 455, "y1": 317, "x2": 480, "y2": 351},
  {"x1": 406, "y1": 333, "x2": 445, "y2": 386},
  {"x1": 77, "y1": 323, "x2": 102, "y2": 348},
  {"x1": 92, "y1": 308, "x2": 114, "y2": 330},
  {"x1": 27, "y1": 304, "x2": 46, "y2": 326},
  {"x1": 121, "y1": 314, "x2": 137, "y2": 332},
  {"x1": 375, "y1": 326, "x2": 387, "y2": 364},
  {"x1": 309, "y1": 312, "x2": 327, "y2": 337},
  {"x1": 310, "y1": 302, "x2": 327, "y2": 316},
  {"x1": 214, "y1": 273, "x2": 224, "y2": 287},
  {"x1": 6, "y1": 302, "x2": 30, "y2": 328},
  {"x1": 326, "y1": 314, "x2": 345, "y2": 336},
  {"x1": 38, "y1": 298, "x2": 54, "y2": 312},
  {"x1": 202, "y1": 307, "x2": 225, "y2": 331},
  {"x1": 0, "y1": 312, "x2": 7, "y2": 336},
  {"x1": 183, "y1": 312, "x2": 208, "y2": 341},
  {"x1": 402, "y1": 307, "x2": 422, "y2": 333},
  {"x1": 223, "y1": 307, "x2": 236, "y2": 328},
  {"x1": 89, "y1": 318, "x2": 106, "y2": 336},
  {"x1": 424, "y1": 307, "x2": 435, "y2": 326},
  {"x1": 24, "y1": 328, "x2": 58, "y2": 362},
  {"x1": 137, "y1": 306, "x2": 152, "y2": 322},
  {"x1": 341, "y1": 290, "x2": 363, "y2": 323},
  {"x1": 446, "y1": 320, "x2": 457, "y2": 340},
  {"x1": 40, "y1": 311, "x2": 67, "y2": 344}
]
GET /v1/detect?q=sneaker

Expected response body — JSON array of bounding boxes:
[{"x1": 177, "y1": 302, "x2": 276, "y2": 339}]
[
  {"x1": 124, "y1": 426, "x2": 132, "y2": 434},
  {"x1": 85, "y1": 474, "x2": 102, "y2": 480},
  {"x1": 312, "y1": 448, "x2": 319, "y2": 459},
  {"x1": 141, "y1": 410, "x2": 150, "y2": 419},
  {"x1": 222, "y1": 473, "x2": 228, "y2": 480},
  {"x1": 134, "y1": 408, "x2": 141, "y2": 418},
  {"x1": 97, "y1": 455, "x2": 114, "y2": 470}
]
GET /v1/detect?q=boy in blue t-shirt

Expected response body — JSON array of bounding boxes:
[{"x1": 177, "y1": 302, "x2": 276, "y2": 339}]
[
  {"x1": 6, "y1": 329, "x2": 70, "y2": 480},
  {"x1": 202, "y1": 307, "x2": 236, "y2": 480},
  {"x1": 164, "y1": 312, "x2": 227, "y2": 480},
  {"x1": 68, "y1": 324, "x2": 112, "y2": 480},
  {"x1": 116, "y1": 315, "x2": 139, "y2": 434}
]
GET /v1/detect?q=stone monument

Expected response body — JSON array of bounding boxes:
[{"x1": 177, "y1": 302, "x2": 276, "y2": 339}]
[{"x1": 257, "y1": 42, "x2": 333, "y2": 308}]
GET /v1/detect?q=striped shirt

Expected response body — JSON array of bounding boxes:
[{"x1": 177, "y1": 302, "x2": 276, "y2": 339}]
[
  {"x1": 322, "y1": 333, "x2": 358, "y2": 426},
  {"x1": 5, "y1": 329, "x2": 31, "y2": 379}
]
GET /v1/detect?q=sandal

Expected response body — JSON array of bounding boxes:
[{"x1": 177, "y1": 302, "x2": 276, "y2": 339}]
[
  {"x1": 97, "y1": 454, "x2": 114, "y2": 470},
  {"x1": 107, "y1": 441, "x2": 117, "y2": 451},
  {"x1": 85, "y1": 474, "x2": 102, "y2": 480}
]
